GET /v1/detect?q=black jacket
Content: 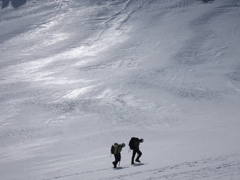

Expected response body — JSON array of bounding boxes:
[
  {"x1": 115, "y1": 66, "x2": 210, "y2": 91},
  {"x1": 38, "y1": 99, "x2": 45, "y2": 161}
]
[{"x1": 129, "y1": 137, "x2": 143, "y2": 150}]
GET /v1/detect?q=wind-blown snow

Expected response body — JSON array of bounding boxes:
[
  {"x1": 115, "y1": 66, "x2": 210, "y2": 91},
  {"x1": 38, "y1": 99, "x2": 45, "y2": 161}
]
[{"x1": 0, "y1": 0, "x2": 240, "y2": 179}]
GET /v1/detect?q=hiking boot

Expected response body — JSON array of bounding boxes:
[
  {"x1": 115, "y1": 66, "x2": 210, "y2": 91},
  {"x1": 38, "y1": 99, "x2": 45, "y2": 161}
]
[
  {"x1": 136, "y1": 159, "x2": 141, "y2": 163},
  {"x1": 112, "y1": 162, "x2": 117, "y2": 168}
]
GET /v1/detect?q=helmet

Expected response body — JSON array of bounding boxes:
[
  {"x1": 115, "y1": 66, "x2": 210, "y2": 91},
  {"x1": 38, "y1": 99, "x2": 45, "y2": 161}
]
[
  {"x1": 140, "y1": 139, "x2": 144, "y2": 143},
  {"x1": 122, "y1": 143, "x2": 125, "y2": 147}
]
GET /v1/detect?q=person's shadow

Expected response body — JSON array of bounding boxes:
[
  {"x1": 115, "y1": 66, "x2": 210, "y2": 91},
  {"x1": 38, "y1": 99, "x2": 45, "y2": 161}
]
[{"x1": 1, "y1": 0, "x2": 27, "y2": 9}]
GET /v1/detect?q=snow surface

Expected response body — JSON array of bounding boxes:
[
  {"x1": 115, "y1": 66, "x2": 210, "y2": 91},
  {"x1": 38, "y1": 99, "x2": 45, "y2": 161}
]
[{"x1": 1, "y1": 0, "x2": 240, "y2": 179}]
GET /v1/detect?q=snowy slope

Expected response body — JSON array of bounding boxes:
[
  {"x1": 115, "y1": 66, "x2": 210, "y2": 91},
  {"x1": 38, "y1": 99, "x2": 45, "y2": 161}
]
[{"x1": 1, "y1": 0, "x2": 240, "y2": 179}]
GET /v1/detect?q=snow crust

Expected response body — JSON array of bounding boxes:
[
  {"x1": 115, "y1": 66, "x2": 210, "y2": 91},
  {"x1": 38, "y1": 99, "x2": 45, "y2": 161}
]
[{"x1": 1, "y1": 0, "x2": 240, "y2": 179}]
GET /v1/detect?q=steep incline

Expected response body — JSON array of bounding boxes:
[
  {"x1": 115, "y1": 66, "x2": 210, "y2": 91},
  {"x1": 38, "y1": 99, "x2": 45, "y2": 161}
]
[{"x1": 0, "y1": 0, "x2": 240, "y2": 179}]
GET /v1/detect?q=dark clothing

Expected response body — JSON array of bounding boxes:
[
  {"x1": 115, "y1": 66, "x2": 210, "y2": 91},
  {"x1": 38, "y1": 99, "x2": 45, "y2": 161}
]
[
  {"x1": 132, "y1": 139, "x2": 141, "y2": 149},
  {"x1": 113, "y1": 153, "x2": 121, "y2": 168},
  {"x1": 129, "y1": 137, "x2": 143, "y2": 164},
  {"x1": 129, "y1": 137, "x2": 143, "y2": 150},
  {"x1": 111, "y1": 143, "x2": 125, "y2": 168},
  {"x1": 131, "y1": 149, "x2": 142, "y2": 164}
]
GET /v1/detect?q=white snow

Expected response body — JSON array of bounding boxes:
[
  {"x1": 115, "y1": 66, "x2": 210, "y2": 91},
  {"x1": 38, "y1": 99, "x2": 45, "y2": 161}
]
[{"x1": 1, "y1": 0, "x2": 240, "y2": 179}]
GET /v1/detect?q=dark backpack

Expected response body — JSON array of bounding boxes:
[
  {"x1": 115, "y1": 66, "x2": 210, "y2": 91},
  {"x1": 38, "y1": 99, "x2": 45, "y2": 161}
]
[
  {"x1": 111, "y1": 145, "x2": 115, "y2": 154},
  {"x1": 129, "y1": 137, "x2": 138, "y2": 150}
]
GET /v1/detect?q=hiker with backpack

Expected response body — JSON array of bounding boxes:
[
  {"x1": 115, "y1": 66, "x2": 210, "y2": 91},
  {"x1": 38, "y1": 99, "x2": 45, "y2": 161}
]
[
  {"x1": 129, "y1": 137, "x2": 144, "y2": 164},
  {"x1": 111, "y1": 143, "x2": 125, "y2": 168}
]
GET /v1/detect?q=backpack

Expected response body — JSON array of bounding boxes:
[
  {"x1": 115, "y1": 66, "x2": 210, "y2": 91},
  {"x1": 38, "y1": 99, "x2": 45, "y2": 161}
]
[
  {"x1": 129, "y1": 137, "x2": 138, "y2": 150},
  {"x1": 111, "y1": 145, "x2": 115, "y2": 154}
]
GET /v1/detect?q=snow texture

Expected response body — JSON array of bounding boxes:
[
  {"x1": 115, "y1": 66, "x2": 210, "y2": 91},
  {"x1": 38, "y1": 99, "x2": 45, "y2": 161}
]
[{"x1": 0, "y1": 0, "x2": 240, "y2": 179}]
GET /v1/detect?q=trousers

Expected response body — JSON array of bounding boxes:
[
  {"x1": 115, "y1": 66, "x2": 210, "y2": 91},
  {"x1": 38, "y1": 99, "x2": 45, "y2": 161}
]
[
  {"x1": 113, "y1": 153, "x2": 121, "y2": 168},
  {"x1": 131, "y1": 149, "x2": 142, "y2": 164}
]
